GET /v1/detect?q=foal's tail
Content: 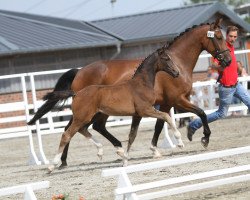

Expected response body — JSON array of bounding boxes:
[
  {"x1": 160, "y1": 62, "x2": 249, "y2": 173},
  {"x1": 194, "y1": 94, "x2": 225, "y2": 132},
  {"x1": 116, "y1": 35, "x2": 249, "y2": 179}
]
[{"x1": 27, "y1": 68, "x2": 78, "y2": 125}]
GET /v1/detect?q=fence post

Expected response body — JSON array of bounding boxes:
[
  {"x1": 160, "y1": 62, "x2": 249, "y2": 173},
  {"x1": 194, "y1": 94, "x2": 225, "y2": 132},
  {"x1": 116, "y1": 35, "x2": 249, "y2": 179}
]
[
  {"x1": 24, "y1": 186, "x2": 37, "y2": 200},
  {"x1": 21, "y1": 76, "x2": 41, "y2": 165},
  {"x1": 116, "y1": 170, "x2": 138, "y2": 200},
  {"x1": 29, "y1": 74, "x2": 49, "y2": 164},
  {"x1": 160, "y1": 107, "x2": 176, "y2": 149}
]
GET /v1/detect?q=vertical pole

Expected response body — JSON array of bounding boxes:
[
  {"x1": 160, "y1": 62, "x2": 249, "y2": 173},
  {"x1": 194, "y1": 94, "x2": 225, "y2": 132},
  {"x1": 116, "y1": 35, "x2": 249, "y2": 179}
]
[
  {"x1": 208, "y1": 84, "x2": 214, "y2": 109},
  {"x1": 115, "y1": 170, "x2": 138, "y2": 200},
  {"x1": 242, "y1": 80, "x2": 248, "y2": 115},
  {"x1": 21, "y1": 76, "x2": 41, "y2": 165},
  {"x1": 160, "y1": 107, "x2": 176, "y2": 149},
  {"x1": 24, "y1": 186, "x2": 37, "y2": 200},
  {"x1": 30, "y1": 74, "x2": 49, "y2": 164}
]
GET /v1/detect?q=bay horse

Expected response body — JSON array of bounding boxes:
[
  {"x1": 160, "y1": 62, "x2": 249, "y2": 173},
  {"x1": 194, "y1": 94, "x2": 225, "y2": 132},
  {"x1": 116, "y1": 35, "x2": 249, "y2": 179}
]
[
  {"x1": 29, "y1": 18, "x2": 231, "y2": 168},
  {"x1": 48, "y1": 46, "x2": 181, "y2": 172}
]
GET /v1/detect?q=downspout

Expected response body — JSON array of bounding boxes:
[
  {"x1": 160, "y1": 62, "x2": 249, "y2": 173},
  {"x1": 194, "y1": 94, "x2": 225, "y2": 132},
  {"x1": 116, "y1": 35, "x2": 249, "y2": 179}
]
[{"x1": 110, "y1": 42, "x2": 121, "y2": 60}]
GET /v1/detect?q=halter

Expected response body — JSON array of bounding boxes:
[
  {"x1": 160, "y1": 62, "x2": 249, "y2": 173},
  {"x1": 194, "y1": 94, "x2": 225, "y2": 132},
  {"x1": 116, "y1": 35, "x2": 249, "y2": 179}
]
[{"x1": 207, "y1": 25, "x2": 230, "y2": 67}]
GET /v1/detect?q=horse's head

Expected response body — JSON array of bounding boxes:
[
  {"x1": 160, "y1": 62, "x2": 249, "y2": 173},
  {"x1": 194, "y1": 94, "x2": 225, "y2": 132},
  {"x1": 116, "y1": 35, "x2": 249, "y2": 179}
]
[
  {"x1": 203, "y1": 18, "x2": 231, "y2": 68},
  {"x1": 157, "y1": 46, "x2": 179, "y2": 78}
]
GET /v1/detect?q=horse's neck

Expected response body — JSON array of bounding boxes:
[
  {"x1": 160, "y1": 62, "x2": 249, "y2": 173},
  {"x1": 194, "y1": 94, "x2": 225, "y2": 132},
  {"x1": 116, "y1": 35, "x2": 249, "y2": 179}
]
[{"x1": 169, "y1": 31, "x2": 204, "y2": 74}]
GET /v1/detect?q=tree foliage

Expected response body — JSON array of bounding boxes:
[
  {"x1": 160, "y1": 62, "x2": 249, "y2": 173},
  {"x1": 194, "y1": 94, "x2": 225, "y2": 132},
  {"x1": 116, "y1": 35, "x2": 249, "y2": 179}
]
[{"x1": 186, "y1": 0, "x2": 250, "y2": 23}]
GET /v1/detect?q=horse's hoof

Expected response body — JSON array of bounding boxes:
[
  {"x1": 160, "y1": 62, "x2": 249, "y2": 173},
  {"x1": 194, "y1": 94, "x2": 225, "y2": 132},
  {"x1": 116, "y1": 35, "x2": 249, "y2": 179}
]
[
  {"x1": 58, "y1": 163, "x2": 67, "y2": 170},
  {"x1": 177, "y1": 143, "x2": 185, "y2": 149},
  {"x1": 150, "y1": 145, "x2": 162, "y2": 158},
  {"x1": 47, "y1": 165, "x2": 55, "y2": 173},
  {"x1": 123, "y1": 160, "x2": 128, "y2": 167},
  {"x1": 97, "y1": 154, "x2": 103, "y2": 160},
  {"x1": 116, "y1": 147, "x2": 125, "y2": 158},
  {"x1": 187, "y1": 126, "x2": 195, "y2": 141},
  {"x1": 201, "y1": 137, "x2": 209, "y2": 148},
  {"x1": 153, "y1": 153, "x2": 162, "y2": 159}
]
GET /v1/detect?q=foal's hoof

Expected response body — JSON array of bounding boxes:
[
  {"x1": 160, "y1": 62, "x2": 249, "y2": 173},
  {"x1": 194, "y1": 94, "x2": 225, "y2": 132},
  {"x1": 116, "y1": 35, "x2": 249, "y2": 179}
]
[
  {"x1": 47, "y1": 165, "x2": 55, "y2": 174},
  {"x1": 201, "y1": 137, "x2": 209, "y2": 148},
  {"x1": 177, "y1": 143, "x2": 185, "y2": 149},
  {"x1": 187, "y1": 126, "x2": 195, "y2": 141},
  {"x1": 97, "y1": 148, "x2": 104, "y2": 160}
]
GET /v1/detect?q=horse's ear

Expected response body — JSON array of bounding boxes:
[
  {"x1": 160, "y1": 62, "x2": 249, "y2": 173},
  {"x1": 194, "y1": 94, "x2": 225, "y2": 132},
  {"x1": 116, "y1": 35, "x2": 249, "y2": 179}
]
[{"x1": 214, "y1": 18, "x2": 223, "y2": 29}]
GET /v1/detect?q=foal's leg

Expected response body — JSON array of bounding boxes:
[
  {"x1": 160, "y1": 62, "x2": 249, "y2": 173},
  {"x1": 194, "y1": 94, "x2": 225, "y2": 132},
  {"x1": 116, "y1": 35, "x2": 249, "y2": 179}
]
[
  {"x1": 60, "y1": 116, "x2": 104, "y2": 168},
  {"x1": 127, "y1": 116, "x2": 142, "y2": 153},
  {"x1": 122, "y1": 116, "x2": 142, "y2": 166},
  {"x1": 59, "y1": 117, "x2": 72, "y2": 168},
  {"x1": 48, "y1": 120, "x2": 84, "y2": 173},
  {"x1": 78, "y1": 124, "x2": 103, "y2": 160},
  {"x1": 152, "y1": 105, "x2": 184, "y2": 148},
  {"x1": 142, "y1": 107, "x2": 184, "y2": 148}
]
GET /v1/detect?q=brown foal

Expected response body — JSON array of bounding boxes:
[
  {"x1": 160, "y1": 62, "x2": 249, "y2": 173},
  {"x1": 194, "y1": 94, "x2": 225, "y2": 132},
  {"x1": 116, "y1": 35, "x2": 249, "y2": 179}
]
[{"x1": 48, "y1": 46, "x2": 181, "y2": 172}]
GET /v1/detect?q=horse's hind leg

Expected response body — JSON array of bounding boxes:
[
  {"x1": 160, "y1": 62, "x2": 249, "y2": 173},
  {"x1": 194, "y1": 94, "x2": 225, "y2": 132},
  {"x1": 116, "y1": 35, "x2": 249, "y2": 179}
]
[
  {"x1": 123, "y1": 116, "x2": 142, "y2": 166},
  {"x1": 151, "y1": 118, "x2": 165, "y2": 158},
  {"x1": 92, "y1": 113, "x2": 124, "y2": 158}
]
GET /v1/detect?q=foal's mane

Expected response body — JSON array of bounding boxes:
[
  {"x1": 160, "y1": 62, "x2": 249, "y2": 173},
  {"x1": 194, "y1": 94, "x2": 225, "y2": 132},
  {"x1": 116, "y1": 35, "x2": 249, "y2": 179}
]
[
  {"x1": 168, "y1": 22, "x2": 211, "y2": 47},
  {"x1": 132, "y1": 44, "x2": 169, "y2": 78}
]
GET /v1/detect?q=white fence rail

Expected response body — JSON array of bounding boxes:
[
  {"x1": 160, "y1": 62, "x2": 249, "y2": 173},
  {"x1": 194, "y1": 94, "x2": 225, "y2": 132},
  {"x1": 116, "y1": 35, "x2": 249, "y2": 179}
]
[
  {"x1": 0, "y1": 51, "x2": 249, "y2": 165},
  {"x1": 102, "y1": 146, "x2": 250, "y2": 200},
  {"x1": 0, "y1": 181, "x2": 50, "y2": 200}
]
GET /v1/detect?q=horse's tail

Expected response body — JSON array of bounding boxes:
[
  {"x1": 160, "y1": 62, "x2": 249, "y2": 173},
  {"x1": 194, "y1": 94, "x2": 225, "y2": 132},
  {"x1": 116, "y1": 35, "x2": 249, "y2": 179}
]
[{"x1": 27, "y1": 68, "x2": 78, "y2": 125}]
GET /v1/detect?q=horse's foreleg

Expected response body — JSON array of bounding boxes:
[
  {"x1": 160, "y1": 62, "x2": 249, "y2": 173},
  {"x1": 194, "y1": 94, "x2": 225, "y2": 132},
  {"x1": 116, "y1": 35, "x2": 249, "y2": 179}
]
[
  {"x1": 123, "y1": 116, "x2": 142, "y2": 167},
  {"x1": 92, "y1": 113, "x2": 124, "y2": 158},
  {"x1": 177, "y1": 98, "x2": 211, "y2": 147}
]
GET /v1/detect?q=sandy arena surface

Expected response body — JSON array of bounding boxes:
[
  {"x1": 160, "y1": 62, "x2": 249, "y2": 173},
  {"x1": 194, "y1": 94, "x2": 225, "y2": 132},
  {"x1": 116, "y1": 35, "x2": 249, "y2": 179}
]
[{"x1": 0, "y1": 116, "x2": 250, "y2": 200}]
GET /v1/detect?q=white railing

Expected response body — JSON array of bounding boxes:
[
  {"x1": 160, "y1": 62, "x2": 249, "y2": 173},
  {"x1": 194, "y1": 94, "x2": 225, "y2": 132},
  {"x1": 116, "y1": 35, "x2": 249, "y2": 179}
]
[
  {"x1": 102, "y1": 146, "x2": 250, "y2": 200},
  {"x1": 0, "y1": 50, "x2": 249, "y2": 165},
  {"x1": 0, "y1": 181, "x2": 49, "y2": 200}
]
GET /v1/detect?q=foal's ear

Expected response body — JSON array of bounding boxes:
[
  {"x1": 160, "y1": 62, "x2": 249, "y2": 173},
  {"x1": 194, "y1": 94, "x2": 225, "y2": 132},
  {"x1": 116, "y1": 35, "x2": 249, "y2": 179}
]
[
  {"x1": 157, "y1": 46, "x2": 165, "y2": 56},
  {"x1": 157, "y1": 48, "x2": 164, "y2": 56},
  {"x1": 214, "y1": 18, "x2": 223, "y2": 29}
]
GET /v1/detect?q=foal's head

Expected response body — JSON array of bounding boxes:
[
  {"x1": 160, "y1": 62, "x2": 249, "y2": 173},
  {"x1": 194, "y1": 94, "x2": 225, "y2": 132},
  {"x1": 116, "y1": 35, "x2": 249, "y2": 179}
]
[
  {"x1": 202, "y1": 18, "x2": 231, "y2": 68},
  {"x1": 157, "y1": 46, "x2": 179, "y2": 78}
]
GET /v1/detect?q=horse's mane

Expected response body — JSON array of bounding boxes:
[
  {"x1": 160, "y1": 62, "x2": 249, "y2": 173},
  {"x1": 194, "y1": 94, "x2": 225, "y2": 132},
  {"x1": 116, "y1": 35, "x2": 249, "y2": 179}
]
[
  {"x1": 168, "y1": 22, "x2": 211, "y2": 47},
  {"x1": 131, "y1": 22, "x2": 212, "y2": 78}
]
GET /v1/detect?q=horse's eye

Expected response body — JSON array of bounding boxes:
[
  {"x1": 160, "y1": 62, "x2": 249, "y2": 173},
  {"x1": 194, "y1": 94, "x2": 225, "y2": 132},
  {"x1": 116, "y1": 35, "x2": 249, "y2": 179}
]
[{"x1": 216, "y1": 36, "x2": 222, "y2": 40}]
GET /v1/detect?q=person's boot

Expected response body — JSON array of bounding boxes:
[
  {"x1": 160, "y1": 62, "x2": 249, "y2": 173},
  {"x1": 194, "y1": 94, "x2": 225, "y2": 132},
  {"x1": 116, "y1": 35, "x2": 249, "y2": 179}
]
[{"x1": 187, "y1": 125, "x2": 195, "y2": 141}]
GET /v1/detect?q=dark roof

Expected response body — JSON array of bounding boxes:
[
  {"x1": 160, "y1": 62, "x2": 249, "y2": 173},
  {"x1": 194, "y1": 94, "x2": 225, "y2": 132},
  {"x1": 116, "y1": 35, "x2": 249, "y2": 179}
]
[
  {"x1": 0, "y1": 2, "x2": 249, "y2": 56},
  {"x1": 91, "y1": 2, "x2": 250, "y2": 42},
  {"x1": 0, "y1": 10, "x2": 120, "y2": 56}
]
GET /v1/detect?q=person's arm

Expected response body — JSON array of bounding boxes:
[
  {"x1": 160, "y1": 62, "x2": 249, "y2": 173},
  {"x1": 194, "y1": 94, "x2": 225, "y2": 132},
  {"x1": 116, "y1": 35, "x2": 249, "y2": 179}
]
[{"x1": 210, "y1": 62, "x2": 224, "y2": 72}]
